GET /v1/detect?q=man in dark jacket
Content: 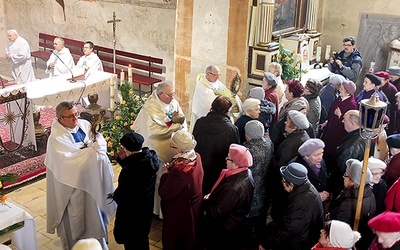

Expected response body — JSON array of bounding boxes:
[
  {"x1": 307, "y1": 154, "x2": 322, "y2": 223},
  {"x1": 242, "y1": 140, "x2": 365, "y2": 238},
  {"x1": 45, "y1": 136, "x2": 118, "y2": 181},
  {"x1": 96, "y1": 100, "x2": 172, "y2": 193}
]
[
  {"x1": 329, "y1": 110, "x2": 372, "y2": 199},
  {"x1": 388, "y1": 66, "x2": 400, "y2": 91},
  {"x1": 193, "y1": 96, "x2": 240, "y2": 194},
  {"x1": 112, "y1": 132, "x2": 159, "y2": 250},
  {"x1": 328, "y1": 36, "x2": 362, "y2": 83},
  {"x1": 260, "y1": 163, "x2": 324, "y2": 250}
]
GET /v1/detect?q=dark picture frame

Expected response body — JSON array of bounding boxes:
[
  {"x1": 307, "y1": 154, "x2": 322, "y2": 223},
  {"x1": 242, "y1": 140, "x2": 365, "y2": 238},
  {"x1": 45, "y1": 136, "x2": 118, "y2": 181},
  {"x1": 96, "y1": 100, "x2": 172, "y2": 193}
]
[{"x1": 272, "y1": 0, "x2": 307, "y2": 37}]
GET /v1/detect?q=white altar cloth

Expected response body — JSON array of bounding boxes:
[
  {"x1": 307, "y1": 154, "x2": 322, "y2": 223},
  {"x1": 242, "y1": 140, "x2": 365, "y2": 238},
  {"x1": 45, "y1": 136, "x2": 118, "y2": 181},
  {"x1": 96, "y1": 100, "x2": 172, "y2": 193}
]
[
  {"x1": 0, "y1": 84, "x2": 26, "y2": 98},
  {"x1": 26, "y1": 71, "x2": 116, "y2": 107},
  {"x1": 300, "y1": 66, "x2": 333, "y2": 85},
  {"x1": 0, "y1": 202, "x2": 37, "y2": 250}
]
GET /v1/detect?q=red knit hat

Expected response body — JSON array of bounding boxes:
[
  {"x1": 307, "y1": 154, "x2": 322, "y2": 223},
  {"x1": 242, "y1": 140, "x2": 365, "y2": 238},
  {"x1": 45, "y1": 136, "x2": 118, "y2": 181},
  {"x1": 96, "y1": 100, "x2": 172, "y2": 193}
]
[
  {"x1": 375, "y1": 71, "x2": 390, "y2": 79},
  {"x1": 368, "y1": 211, "x2": 400, "y2": 232},
  {"x1": 229, "y1": 144, "x2": 253, "y2": 168}
]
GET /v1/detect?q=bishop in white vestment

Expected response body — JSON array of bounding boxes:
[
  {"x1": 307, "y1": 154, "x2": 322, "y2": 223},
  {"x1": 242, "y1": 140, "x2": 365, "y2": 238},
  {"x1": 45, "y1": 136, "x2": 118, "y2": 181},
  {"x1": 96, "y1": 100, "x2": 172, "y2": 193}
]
[{"x1": 134, "y1": 81, "x2": 187, "y2": 218}]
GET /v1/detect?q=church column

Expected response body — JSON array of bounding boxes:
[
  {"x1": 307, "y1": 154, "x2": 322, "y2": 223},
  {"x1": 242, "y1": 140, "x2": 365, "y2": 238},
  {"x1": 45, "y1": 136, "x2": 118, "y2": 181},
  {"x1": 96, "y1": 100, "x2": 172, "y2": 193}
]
[
  {"x1": 256, "y1": 0, "x2": 275, "y2": 47},
  {"x1": 174, "y1": 0, "x2": 194, "y2": 116},
  {"x1": 305, "y1": 0, "x2": 319, "y2": 33},
  {"x1": 226, "y1": 0, "x2": 250, "y2": 86}
]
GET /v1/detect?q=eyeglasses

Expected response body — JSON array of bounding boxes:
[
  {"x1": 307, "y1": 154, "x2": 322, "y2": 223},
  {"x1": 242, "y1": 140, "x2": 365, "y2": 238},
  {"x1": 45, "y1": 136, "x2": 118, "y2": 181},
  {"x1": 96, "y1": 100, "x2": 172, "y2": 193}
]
[
  {"x1": 343, "y1": 43, "x2": 353, "y2": 47},
  {"x1": 372, "y1": 171, "x2": 384, "y2": 176},
  {"x1": 61, "y1": 112, "x2": 79, "y2": 119},
  {"x1": 208, "y1": 72, "x2": 221, "y2": 77},
  {"x1": 163, "y1": 92, "x2": 175, "y2": 98}
]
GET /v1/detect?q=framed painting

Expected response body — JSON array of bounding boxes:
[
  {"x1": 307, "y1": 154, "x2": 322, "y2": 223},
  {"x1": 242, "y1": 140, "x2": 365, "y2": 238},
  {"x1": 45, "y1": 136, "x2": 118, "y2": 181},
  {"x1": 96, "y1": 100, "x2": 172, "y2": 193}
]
[{"x1": 272, "y1": 0, "x2": 307, "y2": 37}]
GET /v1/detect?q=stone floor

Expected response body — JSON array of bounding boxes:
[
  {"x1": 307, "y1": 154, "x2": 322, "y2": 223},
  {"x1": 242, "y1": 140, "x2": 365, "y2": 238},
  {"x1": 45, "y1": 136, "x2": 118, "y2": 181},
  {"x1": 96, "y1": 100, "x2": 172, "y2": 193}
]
[{"x1": 0, "y1": 57, "x2": 163, "y2": 249}]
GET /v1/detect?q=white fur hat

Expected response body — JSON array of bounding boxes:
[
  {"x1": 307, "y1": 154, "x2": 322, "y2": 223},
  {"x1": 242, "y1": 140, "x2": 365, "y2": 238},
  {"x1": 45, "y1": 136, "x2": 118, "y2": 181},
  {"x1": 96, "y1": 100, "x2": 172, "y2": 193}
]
[
  {"x1": 329, "y1": 220, "x2": 361, "y2": 248},
  {"x1": 71, "y1": 239, "x2": 102, "y2": 250}
]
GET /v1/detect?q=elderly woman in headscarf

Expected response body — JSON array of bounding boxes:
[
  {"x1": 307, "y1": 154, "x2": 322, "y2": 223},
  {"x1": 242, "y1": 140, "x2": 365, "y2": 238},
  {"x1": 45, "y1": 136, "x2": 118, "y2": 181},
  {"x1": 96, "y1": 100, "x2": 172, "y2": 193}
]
[
  {"x1": 249, "y1": 87, "x2": 276, "y2": 134},
  {"x1": 270, "y1": 97, "x2": 315, "y2": 150},
  {"x1": 260, "y1": 163, "x2": 324, "y2": 250},
  {"x1": 262, "y1": 72, "x2": 280, "y2": 126},
  {"x1": 243, "y1": 120, "x2": 274, "y2": 246},
  {"x1": 203, "y1": 144, "x2": 254, "y2": 250},
  {"x1": 312, "y1": 220, "x2": 361, "y2": 249},
  {"x1": 364, "y1": 157, "x2": 387, "y2": 215},
  {"x1": 235, "y1": 98, "x2": 261, "y2": 144},
  {"x1": 303, "y1": 78, "x2": 323, "y2": 136},
  {"x1": 328, "y1": 159, "x2": 376, "y2": 250},
  {"x1": 158, "y1": 131, "x2": 204, "y2": 250},
  {"x1": 291, "y1": 139, "x2": 329, "y2": 202}
]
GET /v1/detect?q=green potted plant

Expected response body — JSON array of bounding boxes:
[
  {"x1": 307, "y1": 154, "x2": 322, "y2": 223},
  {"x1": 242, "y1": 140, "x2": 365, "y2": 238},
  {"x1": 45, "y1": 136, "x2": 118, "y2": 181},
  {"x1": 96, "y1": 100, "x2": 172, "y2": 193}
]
[{"x1": 102, "y1": 82, "x2": 147, "y2": 160}]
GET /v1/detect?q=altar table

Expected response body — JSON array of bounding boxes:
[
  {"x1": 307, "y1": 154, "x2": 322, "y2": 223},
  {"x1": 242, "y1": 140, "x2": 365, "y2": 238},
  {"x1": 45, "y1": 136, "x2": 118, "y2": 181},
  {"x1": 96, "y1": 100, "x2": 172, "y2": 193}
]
[
  {"x1": 0, "y1": 202, "x2": 37, "y2": 250},
  {"x1": 300, "y1": 67, "x2": 333, "y2": 85},
  {"x1": 26, "y1": 71, "x2": 116, "y2": 108}
]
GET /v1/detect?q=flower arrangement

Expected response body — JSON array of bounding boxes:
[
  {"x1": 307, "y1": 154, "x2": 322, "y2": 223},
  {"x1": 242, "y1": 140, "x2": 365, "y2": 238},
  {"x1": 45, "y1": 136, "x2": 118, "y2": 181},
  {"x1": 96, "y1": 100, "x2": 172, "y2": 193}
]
[
  {"x1": 0, "y1": 173, "x2": 18, "y2": 206},
  {"x1": 102, "y1": 82, "x2": 147, "y2": 160},
  {"x1": 274, "y1": 36, "x2": 307, "y2": 81}
]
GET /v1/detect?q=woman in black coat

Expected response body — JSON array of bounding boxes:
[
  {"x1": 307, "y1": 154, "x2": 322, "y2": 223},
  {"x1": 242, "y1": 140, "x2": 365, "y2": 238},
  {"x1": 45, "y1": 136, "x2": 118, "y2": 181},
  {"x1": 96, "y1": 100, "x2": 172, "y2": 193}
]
[
  {"x1": 111, "y1": 132, "x2": 159, "y2": 250},
  {"x1": 193, "y1": 96, "x2": 240, "y2": 195},
  {"x1": 291, "y1": 139, "x2": 329, "y2": 202},
  {"x1": 329, "y1": 158, "x2": 376, "y2": 250}
]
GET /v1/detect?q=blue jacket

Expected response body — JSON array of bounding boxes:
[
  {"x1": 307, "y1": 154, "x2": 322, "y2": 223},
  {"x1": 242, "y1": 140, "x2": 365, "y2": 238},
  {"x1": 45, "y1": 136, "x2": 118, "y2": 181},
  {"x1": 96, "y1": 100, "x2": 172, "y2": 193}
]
[{"x1": 328, "y1": 49, "x2": 362, "y2": 82}]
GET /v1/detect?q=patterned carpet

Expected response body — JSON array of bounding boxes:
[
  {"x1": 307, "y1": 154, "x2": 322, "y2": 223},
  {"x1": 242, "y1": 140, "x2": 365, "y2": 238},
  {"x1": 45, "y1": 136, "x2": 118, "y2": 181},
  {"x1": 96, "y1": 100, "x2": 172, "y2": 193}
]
[{"x1": 0, "y1": 104, "x2": 56, "y2": 188}]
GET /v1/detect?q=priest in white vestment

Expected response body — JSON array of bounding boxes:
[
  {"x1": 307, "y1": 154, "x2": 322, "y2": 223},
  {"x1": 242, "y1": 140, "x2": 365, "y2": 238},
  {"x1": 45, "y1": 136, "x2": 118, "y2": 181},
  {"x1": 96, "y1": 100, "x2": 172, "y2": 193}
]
[
  {"x1": 45, "y1": 101, "x2": 116, "y2": 250},
  {"x1": 45, "y1": 37, "x2": 74, "y2": 77},
  {"x1": 76, "y1": 41, "x2": 103, "y2": 75},
  {"x1": 190, "y1": 65, "x2": 242, "y2": 132},
  {"x1": 134, "y1": 81, "x2": 187, "y2": 218},
  {"x1": 5, "y1": 29, "x2": 36, "y2": 83}
]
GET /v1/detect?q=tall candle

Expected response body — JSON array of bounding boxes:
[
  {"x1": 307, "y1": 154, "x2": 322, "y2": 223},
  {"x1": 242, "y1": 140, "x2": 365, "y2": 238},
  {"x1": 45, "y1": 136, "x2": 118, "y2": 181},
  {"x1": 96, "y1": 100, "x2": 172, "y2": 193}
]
[
  {"x1": 120, "y1": 69, "x2": 125, "y2": 82},
  {"x1": 325, "y1": 45, "x2": 331, "y2": 60},
  {"x1": 316, "y1": 45, "x2": 322, "y2": 62},
  {"x1": 128, "y1": 64, "x2": 133, "y2": 83},
  {"x1": 110, "y1": 79, "x2": 115, "y2": 111}
]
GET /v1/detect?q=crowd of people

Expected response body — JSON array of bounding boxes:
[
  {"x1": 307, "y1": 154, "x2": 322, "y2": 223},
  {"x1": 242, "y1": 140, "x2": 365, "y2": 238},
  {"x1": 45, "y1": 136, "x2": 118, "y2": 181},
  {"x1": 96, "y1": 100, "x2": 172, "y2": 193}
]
[
  {"x1": 123, "y1": 59, "x2": 400, "y2": 249},
  {"x1": 7, "y1": 29, "x2": 400, "y2": 250}
]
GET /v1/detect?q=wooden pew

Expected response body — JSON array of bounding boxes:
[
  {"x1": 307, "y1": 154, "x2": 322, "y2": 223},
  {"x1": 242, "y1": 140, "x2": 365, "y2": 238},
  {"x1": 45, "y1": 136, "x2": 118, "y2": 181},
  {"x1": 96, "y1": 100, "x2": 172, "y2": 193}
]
[
  {"x1": 30, "y1": 33, "x2": 84, "y2": 69},
  {"x1": 31, "y1": 33, "x2": 165, "y2": 96},
  {"x1": 96, "y1": 45, "x2": 164, "y2": 96}
]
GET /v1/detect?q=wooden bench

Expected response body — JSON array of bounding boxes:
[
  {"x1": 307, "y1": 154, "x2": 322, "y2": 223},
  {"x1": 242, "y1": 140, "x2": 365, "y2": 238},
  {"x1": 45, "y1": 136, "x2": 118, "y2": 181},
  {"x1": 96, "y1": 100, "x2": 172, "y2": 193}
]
[
  {"x1": 96, "y1": 46, "x2": 164, "y2": 96},
  {"x1": 30, "y1": 33, "x2": 84, "y2": 69},
  {"x1": 31, "y1": 33, "x2": 165, "y2": 96}
]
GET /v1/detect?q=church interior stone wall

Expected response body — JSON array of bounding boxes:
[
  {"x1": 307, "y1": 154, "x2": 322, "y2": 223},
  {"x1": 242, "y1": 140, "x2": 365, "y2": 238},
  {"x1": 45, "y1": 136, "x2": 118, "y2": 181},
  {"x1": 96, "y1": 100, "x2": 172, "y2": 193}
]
[{"x1": 2, "y1": 0, "x2": 176, "y2": 81}]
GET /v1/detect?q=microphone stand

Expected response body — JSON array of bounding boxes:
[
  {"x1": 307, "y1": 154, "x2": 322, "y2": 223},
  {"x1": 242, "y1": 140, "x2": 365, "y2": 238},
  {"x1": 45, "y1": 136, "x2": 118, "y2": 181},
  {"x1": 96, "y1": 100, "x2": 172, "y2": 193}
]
[{"x1": 51, "y1": 50, "x2": 76, "y2": 83}]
